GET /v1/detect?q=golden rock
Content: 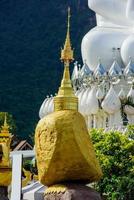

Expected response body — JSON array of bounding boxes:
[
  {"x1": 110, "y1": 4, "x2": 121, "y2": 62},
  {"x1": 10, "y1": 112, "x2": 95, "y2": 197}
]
[
  {"x1": 35, "y1": 8, "x2": 102, "y2": 187},
  {"x1": 35, "y1": 110, "x2": 102, "y2": 186}
]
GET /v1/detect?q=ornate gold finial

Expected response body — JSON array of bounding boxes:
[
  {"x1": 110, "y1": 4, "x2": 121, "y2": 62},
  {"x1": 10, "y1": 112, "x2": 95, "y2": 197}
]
[
  {"x1": 54, "y1": 8, "x2": 78, "y2": 111},
  {"x1": 4, "y1": 113, "x2": 9, "y2": 129},
  {"x1": 60, "y1": 7, "x2": 74, "y2": 62},
  {"x1": 0, "y1": 113, "x2": 10, "y2": 136}
]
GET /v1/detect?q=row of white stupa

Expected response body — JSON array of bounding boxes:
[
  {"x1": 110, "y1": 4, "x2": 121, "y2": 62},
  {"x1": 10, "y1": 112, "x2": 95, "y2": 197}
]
[
  {"x1": 39, "y1": 59, "x2": 134, "y2": 130},
  {"x1": 72, "y1": 58, "x2": 134, "y2": 83}
]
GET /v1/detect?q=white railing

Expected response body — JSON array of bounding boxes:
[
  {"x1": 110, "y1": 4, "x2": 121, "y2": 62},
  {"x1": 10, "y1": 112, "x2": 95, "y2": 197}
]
[{"x1": 10, "y1": 150, "x2": 35, "y2": 200}]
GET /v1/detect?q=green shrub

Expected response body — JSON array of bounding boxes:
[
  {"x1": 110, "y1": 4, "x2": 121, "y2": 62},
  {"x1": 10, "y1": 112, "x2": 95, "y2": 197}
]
[{"x1": 89, "y1": 126, "x2": 134, "y2": 200}]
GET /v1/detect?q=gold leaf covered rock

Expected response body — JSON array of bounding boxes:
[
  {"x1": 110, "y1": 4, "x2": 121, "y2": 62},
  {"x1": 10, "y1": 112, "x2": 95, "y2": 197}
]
[{"x1": 35, "y1": 110, "x2": 102, "y2": 186}]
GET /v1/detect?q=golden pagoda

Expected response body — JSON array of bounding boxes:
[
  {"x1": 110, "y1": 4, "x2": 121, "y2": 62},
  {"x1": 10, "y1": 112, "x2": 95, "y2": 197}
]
[
  {"x1": 35, "y1": 8, "x2": 102, "y2": 188},
  {"x1": 0, "y1": 113, "x2": 12, "y2": 186}
]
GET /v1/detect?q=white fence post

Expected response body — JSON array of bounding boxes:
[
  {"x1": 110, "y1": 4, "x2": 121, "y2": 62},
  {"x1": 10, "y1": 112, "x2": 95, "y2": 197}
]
[
  {"x1": 10, "y1": 154, "x2": 23, "y2": 200},
  {"x1": 10, "y1": 150, "x2": 35, "y2": 200}
]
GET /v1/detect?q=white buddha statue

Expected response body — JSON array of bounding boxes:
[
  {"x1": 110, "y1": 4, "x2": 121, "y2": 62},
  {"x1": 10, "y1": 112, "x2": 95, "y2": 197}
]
[{"x1": 81, "y1": 0, "x2": 134, "y2": 70}]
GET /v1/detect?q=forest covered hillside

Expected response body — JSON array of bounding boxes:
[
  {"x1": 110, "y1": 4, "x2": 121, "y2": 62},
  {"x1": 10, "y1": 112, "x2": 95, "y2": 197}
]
[{"x1": 0, "y1": 0, "x2": 95, "y2": 140}]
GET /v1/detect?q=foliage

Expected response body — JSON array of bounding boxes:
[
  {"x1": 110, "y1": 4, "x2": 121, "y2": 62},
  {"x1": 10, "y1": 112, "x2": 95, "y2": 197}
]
[
  {"x1": 126, "y1": 125, "x2": 134, "y2": 140},
  {"x1": 23, "y1": 158, "x2": 38, "y2": 175},
  {"x1": 23, "y1": 159, "x2": 31, "y2": 171},
  {"x1": 125, "y1": 97, "x2": 134, "y2": 107},
  {"x1": 89, "y1": 126, "x2": 134, "y2": 200}
]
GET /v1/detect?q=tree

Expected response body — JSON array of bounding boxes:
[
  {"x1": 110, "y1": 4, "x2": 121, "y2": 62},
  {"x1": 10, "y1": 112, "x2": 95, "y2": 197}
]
[{"x1": 90, "y1": 126, "x2": 134, "y2": 200}]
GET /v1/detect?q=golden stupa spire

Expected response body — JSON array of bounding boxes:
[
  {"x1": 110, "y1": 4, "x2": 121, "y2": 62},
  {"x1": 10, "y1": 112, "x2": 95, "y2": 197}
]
[
  {"x1": 54, "y1": 7, "x2": 78, "y2": 111},
  {"x1": 60, "y1": 7, "x2": 74, "y2": 62},
  {"x1": 0, "y1": 113, "x2": 10, "y2": 136}
]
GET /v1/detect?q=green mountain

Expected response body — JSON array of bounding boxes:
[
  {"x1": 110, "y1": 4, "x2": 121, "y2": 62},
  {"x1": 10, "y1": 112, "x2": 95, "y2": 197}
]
[{"x1": 0, "y1": 0, "x2": 95, "y2": 140}]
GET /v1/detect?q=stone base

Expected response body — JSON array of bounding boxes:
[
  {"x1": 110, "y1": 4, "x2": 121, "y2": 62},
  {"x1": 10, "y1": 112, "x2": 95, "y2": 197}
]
[
  {"x1": 0, "y1": 186, "x2": 8, "y2": 200},
  {"x1": 44, "y1": 184, "x2": 102, "y2": 200}
]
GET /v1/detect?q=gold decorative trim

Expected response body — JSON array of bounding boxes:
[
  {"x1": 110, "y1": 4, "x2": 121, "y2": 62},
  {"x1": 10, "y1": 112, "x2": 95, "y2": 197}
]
[{"x1": 45, "y1": 184, "x2": 67, "y2": 195}]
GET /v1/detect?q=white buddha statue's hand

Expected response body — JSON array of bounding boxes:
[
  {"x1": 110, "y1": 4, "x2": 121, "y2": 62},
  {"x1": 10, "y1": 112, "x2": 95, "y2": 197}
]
[
  {"x1": 88, "y1": 0, "x2": 133, "y2": 26},
  {"x1": 126, "y1": 0, "x2": 134, "y2": 20},
  {"x1": 82, "y1": 0, "x2": 134, "y2": 69}
]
